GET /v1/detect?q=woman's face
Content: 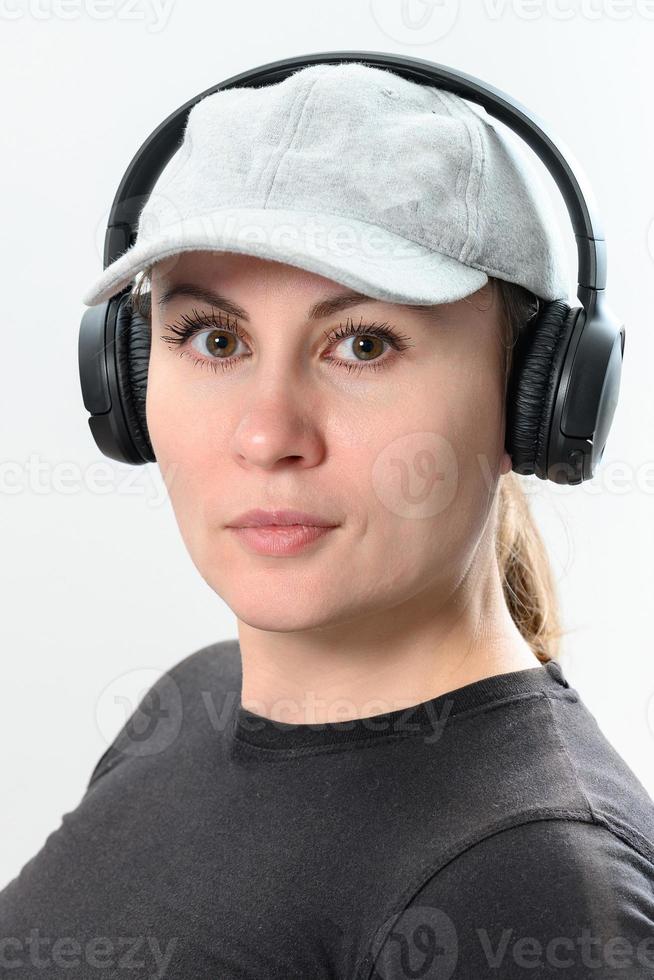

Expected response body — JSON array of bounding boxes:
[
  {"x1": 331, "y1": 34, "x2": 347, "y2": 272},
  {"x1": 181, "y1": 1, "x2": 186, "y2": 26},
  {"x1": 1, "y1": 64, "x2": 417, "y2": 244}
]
[{"x1": 147, "y1": 250, "x2": 512, "y2": 634}]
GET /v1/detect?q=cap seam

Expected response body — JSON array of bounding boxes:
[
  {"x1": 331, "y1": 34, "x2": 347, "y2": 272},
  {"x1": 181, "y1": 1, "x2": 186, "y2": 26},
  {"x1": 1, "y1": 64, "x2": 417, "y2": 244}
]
[
  {"x1": 261, "y1": 74, "x2": 323, "y2": 209},
  {"x1": 143, "y1": 198, "x2": 474, "y2": 259},
  {"x1": 436, "y1": 89, "x2": 483, "y2": 265},
  {"x1": 464, "y1": 110, "x2": 485, "y2": 266},
  {"x1": 423, "y1": 88, "x2": 467, "y2": 256}
]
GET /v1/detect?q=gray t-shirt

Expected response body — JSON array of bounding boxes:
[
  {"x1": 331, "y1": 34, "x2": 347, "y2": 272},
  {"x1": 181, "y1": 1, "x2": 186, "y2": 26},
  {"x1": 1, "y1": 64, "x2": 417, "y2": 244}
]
[{"x1": 1, "y1": 640, "x2": 654, "y2": 979}]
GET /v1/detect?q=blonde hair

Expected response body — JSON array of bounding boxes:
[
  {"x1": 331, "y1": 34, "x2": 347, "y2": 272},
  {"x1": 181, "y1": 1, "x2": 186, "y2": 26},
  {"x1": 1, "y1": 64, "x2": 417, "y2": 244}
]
[{"x1": 131, "y1": 266, "x2": 563, "y2": 664}]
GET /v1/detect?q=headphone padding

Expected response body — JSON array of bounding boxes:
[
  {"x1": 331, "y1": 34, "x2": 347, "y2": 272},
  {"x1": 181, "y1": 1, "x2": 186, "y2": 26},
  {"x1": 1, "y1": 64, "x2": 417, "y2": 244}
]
[
  {"x1": 114, "y1": 293, "x2": 154, "y2": 463},
  {"x1": 507, "y1": 299, "x2": 577, "y2": 476}
]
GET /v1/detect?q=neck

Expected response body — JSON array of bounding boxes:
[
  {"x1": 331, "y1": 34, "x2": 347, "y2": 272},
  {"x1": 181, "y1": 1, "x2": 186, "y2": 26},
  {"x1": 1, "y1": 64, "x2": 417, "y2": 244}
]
[{"x1": 236, "y1": 529, "x2": 539, "y2": 726}]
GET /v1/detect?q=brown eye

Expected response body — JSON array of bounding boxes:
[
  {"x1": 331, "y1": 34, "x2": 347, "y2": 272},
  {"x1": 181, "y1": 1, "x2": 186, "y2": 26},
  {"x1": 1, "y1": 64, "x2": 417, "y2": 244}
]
[
  {"x1": 194, "y1": 329, "x2": 242, "y2": 358},
  {"x1": 344, "y1": 335, "x2": 386, "y2": 361}
]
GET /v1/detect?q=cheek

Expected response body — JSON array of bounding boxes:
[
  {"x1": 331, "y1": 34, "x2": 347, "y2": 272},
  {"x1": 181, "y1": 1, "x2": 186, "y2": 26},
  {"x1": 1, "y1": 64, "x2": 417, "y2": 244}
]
[
  {"x1": 144, "y1": 360, "x2": 222, "y2": 550},
  {"x1": 370, "y1": 366, "x2": 504, "y2": 563},
  {"x1": 146, "y1": 348, "x2": 229, "y2": 470},
  {"x1": 392, "y1": 363, "x2": 504, "y2": 487},
  {"x1": 336, "y1": 376, "x2": 494, "y2": 563},
  {"x1": 146, "y1": 359, "x2": 193, "y2": 476},
  {"x1": 440, "y1": 345, "x2": 506, "y2": 482}
]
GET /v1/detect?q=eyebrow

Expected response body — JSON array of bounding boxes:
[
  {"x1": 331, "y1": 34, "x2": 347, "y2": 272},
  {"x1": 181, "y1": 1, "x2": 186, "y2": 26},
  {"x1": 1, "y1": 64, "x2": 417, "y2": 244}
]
[{"x1": 155, "y1": 282, "x2": 446, "y2": 323}]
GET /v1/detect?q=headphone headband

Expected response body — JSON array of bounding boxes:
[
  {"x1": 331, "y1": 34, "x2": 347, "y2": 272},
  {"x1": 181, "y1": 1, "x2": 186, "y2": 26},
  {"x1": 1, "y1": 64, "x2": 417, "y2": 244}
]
[{"x1": 104, "y1": 49, "x2": 605, "y2": 316}]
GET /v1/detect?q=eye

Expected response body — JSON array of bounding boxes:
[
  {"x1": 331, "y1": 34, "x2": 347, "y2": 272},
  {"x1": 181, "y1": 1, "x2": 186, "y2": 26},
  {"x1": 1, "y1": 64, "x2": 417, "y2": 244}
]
[
  {"x1": 325, "y1": 318, "x2": 408, "y2": 374},
  {"x1": 160, "y1": 308, "x2": 249, "y2": 374},
  {"x1": 189, "y1": 323, "x2": 246, "y2": 361},
  {"x1": 160, "y1": 309, "x2": 414, "y2": 376}
]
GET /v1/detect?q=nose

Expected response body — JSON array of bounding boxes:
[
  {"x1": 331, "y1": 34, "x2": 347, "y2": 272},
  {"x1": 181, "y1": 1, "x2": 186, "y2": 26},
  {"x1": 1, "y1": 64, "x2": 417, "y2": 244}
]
[{"x1": 229, "y1": 383, "x2": 327, "y2": 472}]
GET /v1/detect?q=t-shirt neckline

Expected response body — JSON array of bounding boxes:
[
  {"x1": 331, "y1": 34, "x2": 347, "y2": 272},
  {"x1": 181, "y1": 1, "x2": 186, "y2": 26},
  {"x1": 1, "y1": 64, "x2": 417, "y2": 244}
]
[{"x1": 230, "y1": 659, "x2": 570, "y2": 752}]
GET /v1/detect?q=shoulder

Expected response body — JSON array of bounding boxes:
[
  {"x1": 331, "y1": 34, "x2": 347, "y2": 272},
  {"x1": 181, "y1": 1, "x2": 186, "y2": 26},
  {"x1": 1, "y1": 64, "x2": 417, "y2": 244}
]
[
  {"x1": 368, "y1": 818, "x2": 654, "y2": 979},
  {"x1": 166, "y1": 635, "x2": 241, "y2": 688},
  {"x1": 86, "y1": 638, "x2": 241, "y2": 788}
]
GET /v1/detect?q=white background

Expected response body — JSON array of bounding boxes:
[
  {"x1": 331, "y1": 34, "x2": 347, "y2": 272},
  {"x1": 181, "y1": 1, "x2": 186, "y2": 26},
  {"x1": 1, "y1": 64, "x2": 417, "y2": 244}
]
[{"x1": 1, "y1": 0, "x2": 653, "y2": 891}]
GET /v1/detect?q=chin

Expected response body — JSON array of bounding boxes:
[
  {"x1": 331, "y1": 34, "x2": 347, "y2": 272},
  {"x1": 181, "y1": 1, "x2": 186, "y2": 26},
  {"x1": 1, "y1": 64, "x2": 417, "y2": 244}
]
[
  {"x1": 222, "y1": 581, "x2": 365, "y2": 633},
  {"x1": 232, "y1": 606, "x2": 334, "y2": 634}
]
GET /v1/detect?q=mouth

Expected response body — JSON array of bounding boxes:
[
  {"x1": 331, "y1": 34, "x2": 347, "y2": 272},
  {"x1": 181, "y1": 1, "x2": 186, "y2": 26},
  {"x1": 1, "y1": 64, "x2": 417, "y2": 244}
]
[
  {"x1": 227, "y1": 522, "x2": 337, "y2": 557},
  {"x1": 226, "y1": 508, "x2": 339, "y2": 529}
]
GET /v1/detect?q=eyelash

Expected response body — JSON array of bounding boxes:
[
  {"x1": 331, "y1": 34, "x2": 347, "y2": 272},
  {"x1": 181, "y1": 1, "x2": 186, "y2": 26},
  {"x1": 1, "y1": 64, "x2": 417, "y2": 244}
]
[{"x1": 159, "y1": 307, "x2": 413, "y2": 376}]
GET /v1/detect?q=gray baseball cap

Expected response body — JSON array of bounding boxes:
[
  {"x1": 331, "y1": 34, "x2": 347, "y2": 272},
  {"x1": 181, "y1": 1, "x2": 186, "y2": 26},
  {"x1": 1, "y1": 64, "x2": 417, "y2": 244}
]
[{"x1": 82, "y1": 61, "x2": 571, "y2": 308}]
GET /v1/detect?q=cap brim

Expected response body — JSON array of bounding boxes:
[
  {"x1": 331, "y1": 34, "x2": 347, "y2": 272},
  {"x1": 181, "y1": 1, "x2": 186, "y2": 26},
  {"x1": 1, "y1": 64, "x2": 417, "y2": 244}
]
[{"x1": 82, "y1": 208, "x2": 488, "y2": 308}]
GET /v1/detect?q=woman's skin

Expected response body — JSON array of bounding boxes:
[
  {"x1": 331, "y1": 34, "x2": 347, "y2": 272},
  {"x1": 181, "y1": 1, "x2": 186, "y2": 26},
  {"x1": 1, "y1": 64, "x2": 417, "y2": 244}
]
[{"x1": 146, "y1": 249, "x2": 539, "y2": 726}]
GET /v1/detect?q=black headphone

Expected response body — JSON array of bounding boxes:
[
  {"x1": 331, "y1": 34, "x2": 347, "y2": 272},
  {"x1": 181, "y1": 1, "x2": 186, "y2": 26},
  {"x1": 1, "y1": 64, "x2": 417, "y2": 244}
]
[{"x1": 78, "y1": 50, "x2": 625, "y2": 484}]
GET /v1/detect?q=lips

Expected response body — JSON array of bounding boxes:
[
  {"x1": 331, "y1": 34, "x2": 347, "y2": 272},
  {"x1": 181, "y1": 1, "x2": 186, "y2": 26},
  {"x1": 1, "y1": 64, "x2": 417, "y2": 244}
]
[
  {"x1": 229, "y1": 523, "x2": 335, "y2": 557},
  {"x1": 226, "y1": 508, "x2": 339, "y2": 528}
]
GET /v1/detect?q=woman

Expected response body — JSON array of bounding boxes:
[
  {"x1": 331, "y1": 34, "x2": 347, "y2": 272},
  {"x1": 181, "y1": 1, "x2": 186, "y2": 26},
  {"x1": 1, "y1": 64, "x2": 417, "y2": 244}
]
[{"x1": 1, "y1": 61, "x2": 653, "y2": 980}]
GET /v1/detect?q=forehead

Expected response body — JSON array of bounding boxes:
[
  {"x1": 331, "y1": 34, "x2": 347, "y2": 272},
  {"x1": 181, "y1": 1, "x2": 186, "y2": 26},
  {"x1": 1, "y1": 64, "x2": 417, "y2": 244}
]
[{"x1": 151, "y1": 250, "x2": 349, "y2": 294}]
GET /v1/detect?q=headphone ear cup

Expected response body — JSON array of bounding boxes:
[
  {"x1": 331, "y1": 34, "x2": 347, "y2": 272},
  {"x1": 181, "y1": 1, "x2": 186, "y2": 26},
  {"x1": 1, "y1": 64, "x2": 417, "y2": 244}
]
[
  {"x1": 114, "y1": 292, "x2": 155, "y2": 463},
  {"x1": 506, "y1": 299, "x2": 579, "y2": 479}
]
